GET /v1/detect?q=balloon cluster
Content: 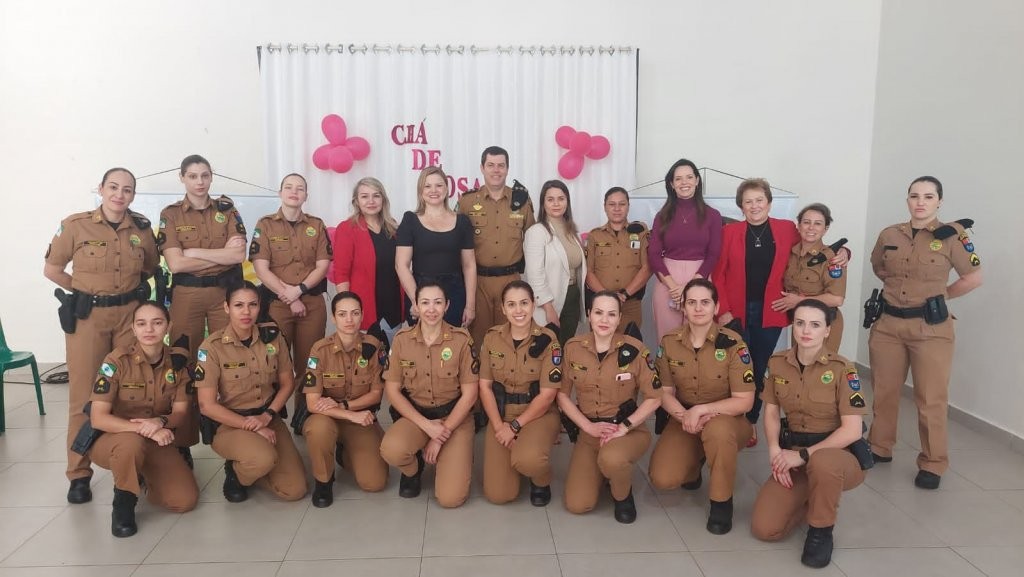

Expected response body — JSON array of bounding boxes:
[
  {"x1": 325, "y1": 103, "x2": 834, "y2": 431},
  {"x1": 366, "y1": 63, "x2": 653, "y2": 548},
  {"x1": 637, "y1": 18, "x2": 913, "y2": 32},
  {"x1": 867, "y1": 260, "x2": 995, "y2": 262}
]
[
  {"x1": 312, "y1": 114, "x2": 371, "y2": 173},
  {"x1": 555, "y1": 125, "x2": 611, "y2": 179}
]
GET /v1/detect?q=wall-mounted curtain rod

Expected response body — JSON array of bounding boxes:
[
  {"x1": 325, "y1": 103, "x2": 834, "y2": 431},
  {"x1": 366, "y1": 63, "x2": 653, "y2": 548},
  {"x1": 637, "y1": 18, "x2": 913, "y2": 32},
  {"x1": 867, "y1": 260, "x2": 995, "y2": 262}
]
[{"x1": 261, "y1": 43, "x2": 634, "y2": 55}]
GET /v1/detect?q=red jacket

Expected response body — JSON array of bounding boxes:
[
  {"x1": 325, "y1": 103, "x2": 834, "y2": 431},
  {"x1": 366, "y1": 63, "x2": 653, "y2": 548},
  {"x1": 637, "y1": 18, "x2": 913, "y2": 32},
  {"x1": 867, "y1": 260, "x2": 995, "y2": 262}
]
[
  {"x1": 330, "y1": 218, "x2": 404, "y2": 331},
  {"x1": 713, "y1": 217, "x2": 798, "y2": 329}
]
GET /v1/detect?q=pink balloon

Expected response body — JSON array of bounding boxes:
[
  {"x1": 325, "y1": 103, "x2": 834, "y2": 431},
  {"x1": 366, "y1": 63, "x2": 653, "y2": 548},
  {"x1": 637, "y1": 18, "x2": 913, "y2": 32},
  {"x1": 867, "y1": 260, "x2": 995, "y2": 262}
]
[
  {"x1": 558, "y1": 152, "x2": 585, "y2": 180},
  {"x1": 587, "y1": 136, "x2": 611, "y2": 160},
  {"x1": 328, "y1": 146, "x2": 354, "y2": 173},
  {"x1": 322, "y1": 114, "x2": 347, "y2": 145},
  {"x1": 345, "y1": 137, "x2": 371, "y2": 161},
  {"x1": 569, "y1": 131, "x2": 591, "y2": 154},
  {"x1": 555, "y1": 125, "x2": 576, "y2": 149},
  {"x1": 312, "y1": 144, "x2": 333, "y2": 170}
]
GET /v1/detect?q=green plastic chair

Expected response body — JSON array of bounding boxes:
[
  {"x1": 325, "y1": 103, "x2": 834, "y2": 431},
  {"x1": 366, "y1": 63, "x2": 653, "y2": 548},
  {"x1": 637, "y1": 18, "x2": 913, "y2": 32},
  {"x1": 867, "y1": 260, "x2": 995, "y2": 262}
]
[{"x1": 0, "y1": 317, "x2": 46, "y2": 434}]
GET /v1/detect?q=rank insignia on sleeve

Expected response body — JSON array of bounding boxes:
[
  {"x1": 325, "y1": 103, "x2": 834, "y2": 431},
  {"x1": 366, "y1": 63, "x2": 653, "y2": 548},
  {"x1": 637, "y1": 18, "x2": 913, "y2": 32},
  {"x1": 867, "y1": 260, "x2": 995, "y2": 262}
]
[
  {"x1": 743, "y1": 369, "x2": 755, "y2": 383},
  {"x1": 93, "y1": 377, "x2": 110, "y2": 394},
  {"x1": 828, "y1": 264, "x2": 843, "y2": 278},
  {"x1": 192, "y1": 365, "x2": 205, "y2": 381},
  {"x1": 737, "y1": 347, "x2": 751, "y2": 364},
  {"x1": 821, "y1": 370, "x2": 834, "y2": 384},
  {"x1": 307, "y1": 357, "x2": 319, "y2": 370},
  {"x1": 970, "y1": 253, "x2": 980, "y2": 266},
  {"x1": 652, "y1": 374, "x2": 662, "y2": 389},
  {"x1": 849, "y1": 392, "x2": 866, "y2": 408},
  {"x1": 197, "y1": 349, "x2": 208, "y2": 362},
  {"x1": 99, "y1": 363, "x2": 116, "y2": 378},
  {"x1": 549, "y1": 367, "x2": 562, "y2": 383},
  {"x1": 303, "y1": 373, "x2": 317, "y2": 388}
]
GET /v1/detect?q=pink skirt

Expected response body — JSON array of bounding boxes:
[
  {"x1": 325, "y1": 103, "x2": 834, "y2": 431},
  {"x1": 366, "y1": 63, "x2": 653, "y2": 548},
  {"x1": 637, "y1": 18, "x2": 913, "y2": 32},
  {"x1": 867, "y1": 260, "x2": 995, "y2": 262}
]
[{"x1": 653, "y1": 258, "x2": 704, "y2": 341}]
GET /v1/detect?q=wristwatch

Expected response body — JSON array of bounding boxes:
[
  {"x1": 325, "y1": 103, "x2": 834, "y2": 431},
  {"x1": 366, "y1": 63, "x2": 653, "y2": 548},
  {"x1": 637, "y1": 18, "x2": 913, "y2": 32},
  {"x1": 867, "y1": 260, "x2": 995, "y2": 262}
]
[
  {"x1": 158, "y1": 415, "x2": 169, "y2": 427},
  {"x1": 342, "y1": 399, "x2": 350, "y2": 410},
  {"x1": 299, "y1": 282, "x2": 310, "y2": 295},
  {"x1": 621, "y1": 417, "x2": 633, "y2": 430},
  {"x1": 264, "y1": 407, "x2": 278, "y2": 419},
  {"x1": 509, "y1": 419, "x2": 522, "y2": 434},
  {"x1": 799, "y1": 448, "x2": 810, "y2": 463}
]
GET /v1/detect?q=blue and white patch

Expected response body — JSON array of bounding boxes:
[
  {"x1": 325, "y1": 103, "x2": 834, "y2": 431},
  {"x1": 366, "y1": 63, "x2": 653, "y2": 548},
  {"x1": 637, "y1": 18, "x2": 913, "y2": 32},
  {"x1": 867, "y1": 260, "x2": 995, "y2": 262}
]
[
  {"x1": 197, "y1": 349, "x2": 208, "y2": 362},
  {"x1": 828, "y1": 264, "x2": 843, "y2": 279}
]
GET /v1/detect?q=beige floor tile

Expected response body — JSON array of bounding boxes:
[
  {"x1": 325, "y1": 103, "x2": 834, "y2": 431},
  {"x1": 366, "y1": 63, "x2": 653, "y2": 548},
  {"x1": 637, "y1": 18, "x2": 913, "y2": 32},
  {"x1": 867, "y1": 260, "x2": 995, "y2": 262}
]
[
  {"x1": 862, "y1": 449, "x2": 978, "y2": 492},
  {"x1": 421, "y1": 554, "x2": 561, "y2": 577},
  {"x1": 693, "y1": 549, "x2": 845, "y2": 576},
  {"x1": 947, "y1": 449, "x2": 1024, "y2": 490},
  {"x1": 145, "y1": 501, "x2": 307, "y2": 563},
  {"x1": 0, "y1": 507, "x2": 64, "y2": 560},
  {"x1": 882, "y1": 489, "x2": 1024, "y2": 546},
  {"x1": 0, "y1": 567, "x2": 136, "y2": 577},
  {"x1": 953, "y1": 546, "x2": 1024, "y2": 577},
  {"x1": 133, "y1": 562, "x2": 281, "y2": 577},
  {"x1": 0, "y1": 462, "x2": 109, "y2": 507},
  {"x1": 1, "y1": 401, "x2": 65, "y2": 430},
  {"x1": 991, "y1": 489, "x2": 1024, "y2": 512},
  {"x1": 832, "y1": 485, "x2": 946, "y2": 548},
  {"x1": 0, "y1": 428, "x2": 65, "y2": 463},
  {"x1": 285, "y1": 498, "x2": 426, "y2": 560},
  {"x1": 278, "y1": 558, "x2": 421, "y2": 577},
  {"x1": 422, "y1": 497, "x2": 554, "y2": 556},
  {"x1": 831, "y1": 547, "x2": 985, "y2": 576},
  {"x1": 559, "y1": 552, "x2": 703, "y2": 577}
]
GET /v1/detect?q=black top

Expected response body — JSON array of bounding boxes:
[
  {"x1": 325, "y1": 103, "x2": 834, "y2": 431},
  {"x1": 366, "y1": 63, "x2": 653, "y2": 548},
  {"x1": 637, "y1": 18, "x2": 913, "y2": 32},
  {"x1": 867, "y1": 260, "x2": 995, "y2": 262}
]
[
  {"x1": 370, "y1": 228, "x2": 402, "y2": 327},
  {"x1": 396, "y1": 211, "x2": 474, "y2": 277},
  {"x1": 744, "y1": 221, "x2": 775, "y2": 303}
]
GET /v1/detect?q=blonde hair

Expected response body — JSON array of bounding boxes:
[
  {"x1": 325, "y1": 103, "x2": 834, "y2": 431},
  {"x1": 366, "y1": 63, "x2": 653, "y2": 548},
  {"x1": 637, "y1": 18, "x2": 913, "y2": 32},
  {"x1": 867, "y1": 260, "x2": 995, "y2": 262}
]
[
  {"x1": 414, "y1": 166, "x2": 453, "y2": 215},
  {"x1": 350, "y1": 177, "x2": 398, "y2": 238}
]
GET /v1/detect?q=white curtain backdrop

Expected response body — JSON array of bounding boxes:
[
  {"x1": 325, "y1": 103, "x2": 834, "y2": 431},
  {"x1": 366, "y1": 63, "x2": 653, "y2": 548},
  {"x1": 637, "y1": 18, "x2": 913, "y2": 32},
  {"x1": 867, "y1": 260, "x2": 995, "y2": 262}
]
[{"x1": 260, "y1": 44, "x2": 638, "y2": 232}]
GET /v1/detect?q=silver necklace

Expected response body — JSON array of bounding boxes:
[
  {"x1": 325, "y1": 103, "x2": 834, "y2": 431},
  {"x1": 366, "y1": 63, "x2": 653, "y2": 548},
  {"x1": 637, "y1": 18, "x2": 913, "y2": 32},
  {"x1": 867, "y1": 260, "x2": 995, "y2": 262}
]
[{"x1": 748, "y1": 222, "x2": 769, "y2": 248}]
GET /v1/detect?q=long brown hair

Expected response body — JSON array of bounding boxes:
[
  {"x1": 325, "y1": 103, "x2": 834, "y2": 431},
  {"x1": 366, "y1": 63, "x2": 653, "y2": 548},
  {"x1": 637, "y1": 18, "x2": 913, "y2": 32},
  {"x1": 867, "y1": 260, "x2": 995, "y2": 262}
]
[
  {"x1": 537, "y1": 180, "x2": 579, "y2": 239},
  {"x1": 349, "y1": 177, "x2": 398, "y2": 238},
  {"x1": 655, "y1": 158, "x2": 709, "y2": 242}
]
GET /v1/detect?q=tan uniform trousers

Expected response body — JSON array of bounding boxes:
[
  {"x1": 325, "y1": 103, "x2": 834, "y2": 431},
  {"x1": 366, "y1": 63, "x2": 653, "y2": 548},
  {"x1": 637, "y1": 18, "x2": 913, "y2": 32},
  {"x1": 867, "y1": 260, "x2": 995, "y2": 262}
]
[
  {"x1": 90, "y1": 432, "x2": 199, "y2": 512},
  {"x1": 564, "y1": 426, "x2": 651, "y2": 514},
  {"x1": 303, "y1": 413, "x2": 388, "y2": 491},
  {"x1": 751, "y1": 448, "x2": 865, "y2": 540},
  {"x1": 648, "y1": 414, "x2": 751, "y2": 502},
  {"x1": 471, "y1": 273, "x2": 519, "y2": 347},
  {"x1": 791, "y1": 309, "x2": 844, "y2": 353},
  {"x1": 211, "y1": 417, "x2": 307, "y2": 501},
  {"x1": 170, "y1": 285, "x2": 230, "y2": 448},
  {"x1": 268, "y1": 294, "x2": 327, "y2": 381},
  {"x1": 483, "y1": 411, "x2": 561, "y2": 504},
  {"x1": 379, "y1": 417, "x2": 474, "y2": 508},
  {"x1": 616, "y1": 298, "x2": 643, "y2": 332},
  {"x1": 868, "y1": 314, "x2": 954, "y2": 474},
  {"x1": 65, "y1": 302, "x2": 135, "y2": 481}
]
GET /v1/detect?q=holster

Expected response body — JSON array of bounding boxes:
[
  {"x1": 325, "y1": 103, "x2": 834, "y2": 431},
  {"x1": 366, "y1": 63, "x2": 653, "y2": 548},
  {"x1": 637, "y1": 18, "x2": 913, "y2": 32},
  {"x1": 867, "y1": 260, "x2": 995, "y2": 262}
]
[
  {"x1": 389, "y1": 389, "x2": 459, "y2": 422},
  {"x1": 560, "y1": 411, "x2": 580, "y2": 443},
  {"x1": 923, "y1": 295, "x2": 949, "y2": 325},
  {"x1": 615, "y1": 398, "x2": 639, "y2": 424},
  {"x1": 491, "y1": 382, "x2": 507, "y2": 420},
  {"x1": 654, "y1": 407, "x2": 670, "y2": 435},
  {"x1": 779, "y1": 418, "x2": 874, "y2": 471},
  {"x1": 863, "y1": 288, "x2": 883, "y2": 328},
  {"x1": 54, "y1": 289, "x2": 78, "y2": 334},
  {"x1": 70, "y1": 402, "x2": 103, "y2": 455},
  {"x1": 291, "y1": 402, "x2": 310, "y2": 435},
  {"x1": 154, "y1": 268, "x2": 169, "y2": 307},
  {"x1": 199, "y1": 403, "x2": 273, "y2": 445},
  {"x1": 73, "y1": 291, "x2": 94, "y2": 321},
  {"x1": 563, "y1": 398, "x2": 638, "y2": 444}
]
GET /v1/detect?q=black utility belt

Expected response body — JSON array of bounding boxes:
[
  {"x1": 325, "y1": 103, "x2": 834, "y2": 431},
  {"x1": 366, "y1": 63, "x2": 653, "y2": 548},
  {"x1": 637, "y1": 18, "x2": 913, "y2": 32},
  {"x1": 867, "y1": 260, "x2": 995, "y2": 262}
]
[
  {"x1": 389, "y1": 394, "x2": 460, "y2": 422},
  {"x1": 882, "y1": 295, "x2": 948, "y2": 325},
  {"x1": 506, "y1": 391, "x2": 536, "y2": 405},
  {"x1": 77, "y1": 288, "x2": 144, "y2": 308},
  {"x1": 173, "y1": 265, "x2": 242, "y2": 288},
  {"x1": 477, "y1": 259, "x2": 525, "y2": 277}
]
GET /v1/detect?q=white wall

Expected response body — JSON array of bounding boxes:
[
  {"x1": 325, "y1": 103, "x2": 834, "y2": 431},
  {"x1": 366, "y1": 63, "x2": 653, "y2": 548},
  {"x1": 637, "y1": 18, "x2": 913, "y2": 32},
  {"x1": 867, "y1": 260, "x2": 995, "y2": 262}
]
[
  {"x1": 0, "y1": 1, "x2": 881, "y2": 364},
  {"x1": 860, "y1": 0, "x2": 1023, "y2": 436}
]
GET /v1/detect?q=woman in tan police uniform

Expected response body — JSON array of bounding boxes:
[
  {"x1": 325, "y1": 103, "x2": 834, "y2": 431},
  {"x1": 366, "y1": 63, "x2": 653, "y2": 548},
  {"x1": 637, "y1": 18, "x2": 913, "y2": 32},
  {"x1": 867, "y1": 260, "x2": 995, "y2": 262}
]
[
  {"x1": 751, "y1": 299, "x2": 869, "y2": 568},
  {"x1": 44, "y1": 166, "x2": 159, "y2": 504},
  {"x1": 558, "y1": 291, "x2": 662, "y2": 524},
  {"x1": 478, "y1": 280, "x2": 562, "y2": 506},
  {"x1": 84, "y1": 301, "x2": 198, "y2": 537},
  {"x1": 648, "y1": 278, "x2": 754, "y2": 534},
  {"x1": 300, "y1": 291, "x2": 389, "y2": 508},
  {"x1": 194, "y1": 281, "x2": 307, "y2": 502},
  {"x1": 379, "y1": 281, "x2": 479, "y2": 508}
]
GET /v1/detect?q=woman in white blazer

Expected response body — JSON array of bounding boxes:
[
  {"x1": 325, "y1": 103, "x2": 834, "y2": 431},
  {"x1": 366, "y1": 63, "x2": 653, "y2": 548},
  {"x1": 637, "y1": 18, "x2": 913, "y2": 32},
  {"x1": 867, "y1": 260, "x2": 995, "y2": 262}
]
[{"x1": 523, "y1": 180, "x2": 587, "y2": 344}]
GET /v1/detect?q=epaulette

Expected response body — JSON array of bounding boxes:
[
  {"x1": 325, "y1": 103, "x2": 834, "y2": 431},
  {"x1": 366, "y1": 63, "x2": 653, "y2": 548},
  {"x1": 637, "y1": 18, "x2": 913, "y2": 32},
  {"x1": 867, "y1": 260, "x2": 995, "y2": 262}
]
[
  {"x1": 617, "y1": 340, "x2": 640, "y2": 368},
  {"x1": 714, "y1": 332, "x2": 738, "y2": 349},
  {"x1": 808, "y1": 238, "x2": 847, "y2": 267},
  {"x1": 932, "y1": 218, "x2": 974, "y2": 240},
  {"x1": 170, "y1": 335, "x2": 190, "y2": 370},
  {"x1": 717, "y1": 325, "x2": 744, "y2": 344},
  {"x1": 65, "y1": 211, "x2": 93, "y2": 223},
  {"x1": 625, "y1": 222, "x2": 647, "y2": 234},
  {"x1": 528, "y1": 329, "x2": 555, "y2": 358},
  {"x1": 129, "y1": 211, "x2": 151, "y2": 230},
  {"x1": 215, "y1": 195, "x2": 235, "y2": 212},
  {"x1": 360, "y1": 341, "x2": 378, "y2": 361},
  {"x1": 510, "y1": 180, "x2": 530, "y2": 211},
  {"x1": 258, "y1": 322, "x2": 280, "y2": 343}
]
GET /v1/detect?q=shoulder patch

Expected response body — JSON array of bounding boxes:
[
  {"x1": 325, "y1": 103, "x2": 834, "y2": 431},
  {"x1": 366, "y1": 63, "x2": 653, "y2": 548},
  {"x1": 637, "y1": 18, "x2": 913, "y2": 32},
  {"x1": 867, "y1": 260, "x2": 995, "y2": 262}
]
[
  {"x1": 846, "y1": 367, "x2": 861, "y2": 391},
  {"x1": 737, "y1": 346, "x2": 751, "y2": 364},
  {"x1": 215, "y1": 196, "x2": 235, "y2": 212},
  {"x1": 529, "y1": 331, "x2": 553, "y2": 358},
  {"x1": 643, "y1": 349, "x2": 655, "y2": 370},
  {"x1": 510, "y1": 180, "x2": 530, "y2": 211},
  {"x1": 617, "y1": 343, "x2": 639, "y2": 369},
  {"x1": 743, "y1": 369, "x2": 755, "y2": 383},
  {"x1": 626, "y1": 222, "x2": 647, "y2": 234},
  {"x1": 259, "y1": 323, "x2": 280, "y2": 343},
  {"x1": 99, "y1": 362, "x2": 117, "y2": 378},
  {"x1": 360, "y1": 341, "x2": 378, "y2": 363},
  {"x1": 302, "y1": 372, "x2": 317, "y2": 388},
  {"x1": 652, "y1": 373, "x2": 662, "y2": 389},
  {"x1": 170, "y1": 351, "x2": 188, "y2": 371},
  {"x1": 93, "y1": 376, "x2": 110, "y2": 394},
  {"x1": 548, "y1": 367, "x2": 562, "y2": 383},
  {"x1": 714, "y1": 332, "x2": 738, "y2": 349},
  {"x1": 849, "y1": 392, "x2": 866, "y2": 408}
]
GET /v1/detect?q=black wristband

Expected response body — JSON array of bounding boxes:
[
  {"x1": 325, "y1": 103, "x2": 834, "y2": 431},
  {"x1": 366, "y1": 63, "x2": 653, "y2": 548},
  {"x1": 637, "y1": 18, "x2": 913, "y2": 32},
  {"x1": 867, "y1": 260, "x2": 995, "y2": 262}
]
[
  {"x1": 799, "y1": 448, "x2": 810, "y2": 463},
  {"x1": 158, "y1": 415, "x2": 169, "y2": 427},
  {"x1": 299, "y1": 282, "x2": 310, "y2": 295},
  {"x1": 622, "y1": 417, "x2": 633, "y2": 430},
  {"x1": 264, "y1": 407, "x2": 278, "y2": 419},
  {"x1": 510, "y1": 419, "x2": 522, "y2": 434},
  {"x1": 342, "y1": 399, "x2": 350, "y2": 410}
]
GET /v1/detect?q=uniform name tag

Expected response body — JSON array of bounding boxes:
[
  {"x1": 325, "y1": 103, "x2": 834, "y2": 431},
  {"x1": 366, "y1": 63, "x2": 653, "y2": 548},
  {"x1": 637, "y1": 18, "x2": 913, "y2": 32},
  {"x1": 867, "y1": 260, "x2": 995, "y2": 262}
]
[
  {"x1": 323, "y1": 372, "x2": 345, "y2": 379},
  {"x1": 175, "y1": 225, "x2": 197, "y2": 232},
  {"x1": 615, "y1": 373, "x2": 632, "y2": 381},
  {"x1": 121, "y1": 382, "x2": 145, "y2": 389},
  {"x1": 223, "y1": 362, "x2": 246, "y2": 369}
]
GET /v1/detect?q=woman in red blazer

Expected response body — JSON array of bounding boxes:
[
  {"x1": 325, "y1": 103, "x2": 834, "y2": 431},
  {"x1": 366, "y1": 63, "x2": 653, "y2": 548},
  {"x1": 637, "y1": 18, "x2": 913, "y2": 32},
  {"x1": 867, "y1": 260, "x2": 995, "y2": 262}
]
[
  {"x1": 331, "y1": 177, "x2": 404, "y2": 333},
  {"x1": 713, "y1": 179, "x2": 847, "y2": 444}
]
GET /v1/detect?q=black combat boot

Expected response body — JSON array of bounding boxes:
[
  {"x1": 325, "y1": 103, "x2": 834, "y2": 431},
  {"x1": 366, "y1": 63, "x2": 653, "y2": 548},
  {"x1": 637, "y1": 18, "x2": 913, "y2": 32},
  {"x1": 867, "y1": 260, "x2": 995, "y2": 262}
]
[
  {"x1": 223, "y1": 461, "x2": 248, "y2": 503},
  {"x1": 613, "y1": 490, "x2": 637, "y2": 524},
  {"x1": 312, "y1": 475, "x2": 335, "y2": 508},
  {"x1": 914, "y1": 470, "x2": 941, "y2": 490},
  {"x1": 399, "y1": 451, "x2": 425, "y2": 498},
  {"x1": 706, "y1": 497, "x2": 733, "y2": 534},
  {"x1": 111, "y1": 488, "x2": 138, "y2": 538},
  {"x1": 801, "y1": 525, "x2": 835, "y2": 568},
  {"x1": 529, "y1": 481, "x2": 552, "y2": 507},
  {"x1": 67, "y1": 477, "x2": 93, "y2": 504}
]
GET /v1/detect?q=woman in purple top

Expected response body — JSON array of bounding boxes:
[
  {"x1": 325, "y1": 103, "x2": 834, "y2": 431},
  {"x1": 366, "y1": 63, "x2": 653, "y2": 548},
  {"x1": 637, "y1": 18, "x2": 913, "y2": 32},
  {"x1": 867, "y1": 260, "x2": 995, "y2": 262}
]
[{"x1": 648, "y1": 159, "x2": 723, "y2": 340}]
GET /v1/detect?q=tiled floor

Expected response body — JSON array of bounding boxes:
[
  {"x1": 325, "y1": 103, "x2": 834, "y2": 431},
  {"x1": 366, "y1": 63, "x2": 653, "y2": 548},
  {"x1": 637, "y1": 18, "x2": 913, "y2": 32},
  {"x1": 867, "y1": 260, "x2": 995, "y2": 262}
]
[{"x1": 2, "y1": 366, "x2": 1024, "y2": 576}]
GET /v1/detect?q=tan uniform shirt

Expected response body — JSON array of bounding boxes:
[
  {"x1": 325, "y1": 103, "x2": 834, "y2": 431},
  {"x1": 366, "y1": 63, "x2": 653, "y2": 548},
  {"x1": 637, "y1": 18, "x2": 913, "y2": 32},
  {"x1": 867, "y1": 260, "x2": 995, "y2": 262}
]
[
  {"x1": 301, "y1": 332, "x2": 384, "y2": 402},
  {"x1": 249, "y1": 209, "x2": 332, "y2": 284},
  {"x1": 656, "y1": 324, "x2": 754, "y2": 407},
  {"x1": 193, "y1": 325, "x2": 293, "y2": 411},
  {"x1": 457, "y1": 186, "x2": 535, "y2": 268},
  {"x1": 783, "y1": 240, "x2": 847, "y2": 300},
  {"x1": 46, "y1": 209, "x2": 159, "y2": 294},
  {"x1": 870, "y1": 219, "x2": 980, "y2": 308},
  {"x1": 585, "y1": 222, "x2": 650, "y2": 292},
  {"x1": 762, "y1": 349, "x2": 866, "y2": 434},
  {"x1": 480, "y1": 322, "x2": 561, "y2": 397},
  {"x1": 383, "y1": 322, "x2": 477, "y2": 408},
  {"x1": 158, "y1": 195, "x2": 246, "y2": 277},
  {"x1": 90, "y1": 343, "x2": 191, "y2": 420},
  {"x1": 561, "y1": 334, "x2": 660, "y2": 419}
]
